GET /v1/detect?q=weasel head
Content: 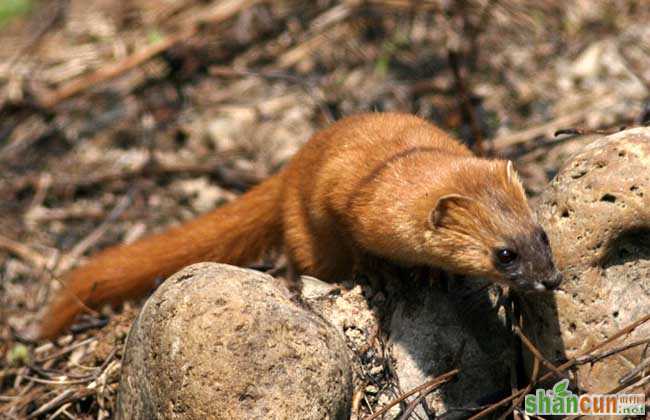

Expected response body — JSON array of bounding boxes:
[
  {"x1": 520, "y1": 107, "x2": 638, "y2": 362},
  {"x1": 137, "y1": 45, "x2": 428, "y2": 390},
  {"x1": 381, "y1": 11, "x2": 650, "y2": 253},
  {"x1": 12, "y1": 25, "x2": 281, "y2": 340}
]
[{"x1": 426, "y1": 160, "x2": 562, "y2": 292}]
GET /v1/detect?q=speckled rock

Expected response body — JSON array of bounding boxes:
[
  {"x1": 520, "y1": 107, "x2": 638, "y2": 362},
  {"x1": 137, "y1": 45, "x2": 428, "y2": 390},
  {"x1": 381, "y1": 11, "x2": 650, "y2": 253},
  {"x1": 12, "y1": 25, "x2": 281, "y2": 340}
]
[
  {"x1": 524, "y1": 127, "x2": 650, "y2": 392},
  {"x1": 117, "y1": 263, "x2": 353, "y2": 420}
]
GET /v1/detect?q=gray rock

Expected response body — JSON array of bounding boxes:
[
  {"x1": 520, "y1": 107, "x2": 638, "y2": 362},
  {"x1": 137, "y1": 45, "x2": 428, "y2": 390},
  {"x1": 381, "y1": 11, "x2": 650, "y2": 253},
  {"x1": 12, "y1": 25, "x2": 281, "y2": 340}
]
[
  {"x1": 301, "y1": 275, "x2": 509, "y2": 419},
  {"x1": 525, "y1": 127, "x2": 650, "y2": 392},
  {"x1": 389, "y1": 279, "x2": 512, "y2": 417},
  {"x1": 117, "y1": 263, "x2": 353, "y2": 420}
]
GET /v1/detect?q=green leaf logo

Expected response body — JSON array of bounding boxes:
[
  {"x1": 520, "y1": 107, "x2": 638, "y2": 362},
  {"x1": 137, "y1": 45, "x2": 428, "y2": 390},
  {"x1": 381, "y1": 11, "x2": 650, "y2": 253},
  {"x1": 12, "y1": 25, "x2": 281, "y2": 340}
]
[{"x1": 553, "y1": 379, "x2": 570, "y2": 397}]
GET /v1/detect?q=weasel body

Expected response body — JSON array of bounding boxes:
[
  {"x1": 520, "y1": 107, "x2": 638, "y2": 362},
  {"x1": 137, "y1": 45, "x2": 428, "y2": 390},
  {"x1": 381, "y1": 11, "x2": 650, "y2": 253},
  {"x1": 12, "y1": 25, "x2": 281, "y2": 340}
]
[{"x1": 35, "y1": 113, "x2": 561, "y2": 339}]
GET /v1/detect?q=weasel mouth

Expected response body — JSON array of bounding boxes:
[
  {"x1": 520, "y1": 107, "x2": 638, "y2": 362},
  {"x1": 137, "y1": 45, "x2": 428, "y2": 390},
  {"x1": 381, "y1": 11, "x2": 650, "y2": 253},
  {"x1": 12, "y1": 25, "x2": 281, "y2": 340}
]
[{"x1": 543, "y1": 271, "x2": 563, "y2": 290}]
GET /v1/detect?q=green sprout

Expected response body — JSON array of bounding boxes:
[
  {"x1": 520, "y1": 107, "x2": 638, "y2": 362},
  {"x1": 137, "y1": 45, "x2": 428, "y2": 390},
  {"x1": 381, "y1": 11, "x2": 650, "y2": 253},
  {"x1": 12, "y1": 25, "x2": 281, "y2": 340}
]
[{"x1": 6, "y1": 343, "x2": 30, "y2": 366}]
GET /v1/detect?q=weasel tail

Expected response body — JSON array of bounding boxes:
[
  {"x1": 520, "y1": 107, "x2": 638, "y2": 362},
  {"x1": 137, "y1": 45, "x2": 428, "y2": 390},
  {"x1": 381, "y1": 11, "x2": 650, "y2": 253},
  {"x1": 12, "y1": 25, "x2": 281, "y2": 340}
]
[{"x1": 36, "y1": 172, "x2": 285, "y2": 339}]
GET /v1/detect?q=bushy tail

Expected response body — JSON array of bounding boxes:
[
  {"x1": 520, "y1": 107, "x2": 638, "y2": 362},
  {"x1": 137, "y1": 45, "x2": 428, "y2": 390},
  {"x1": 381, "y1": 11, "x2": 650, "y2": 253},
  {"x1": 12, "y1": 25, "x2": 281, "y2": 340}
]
[{"x1": 35, "y1": 172, "x2": 285, "y2": 339}]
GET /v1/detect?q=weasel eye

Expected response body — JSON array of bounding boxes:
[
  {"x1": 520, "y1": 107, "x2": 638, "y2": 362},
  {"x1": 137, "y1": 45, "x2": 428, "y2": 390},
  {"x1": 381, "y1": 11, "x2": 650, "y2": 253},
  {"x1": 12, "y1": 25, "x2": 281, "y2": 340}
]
[{"x1": 496, "y1": 248, "x2": 518, "y2": 265}]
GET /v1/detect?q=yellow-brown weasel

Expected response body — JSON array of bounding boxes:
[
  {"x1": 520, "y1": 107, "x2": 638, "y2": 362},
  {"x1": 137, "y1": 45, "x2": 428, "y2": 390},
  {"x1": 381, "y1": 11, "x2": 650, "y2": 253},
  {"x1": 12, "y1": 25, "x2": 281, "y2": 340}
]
[{"x1": 34, "y1": 113, "x2": 562, "y2": 339}]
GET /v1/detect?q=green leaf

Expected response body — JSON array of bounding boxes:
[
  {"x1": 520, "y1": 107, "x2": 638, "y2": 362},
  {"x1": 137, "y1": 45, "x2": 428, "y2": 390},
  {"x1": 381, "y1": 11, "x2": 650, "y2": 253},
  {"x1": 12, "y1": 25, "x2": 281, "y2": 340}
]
[
  {"x1": 553, "y1": 379, "x2": 570, "y2": 397},
  {"x1": 6, "y1": 343, "x2": 30, "y2": 366}
]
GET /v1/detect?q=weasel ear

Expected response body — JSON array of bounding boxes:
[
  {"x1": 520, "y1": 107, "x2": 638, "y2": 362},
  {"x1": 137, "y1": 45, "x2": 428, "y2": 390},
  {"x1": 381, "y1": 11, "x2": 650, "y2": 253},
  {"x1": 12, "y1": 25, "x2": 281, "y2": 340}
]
[
  {"x1": 505, "y1": 160, "x2": 522, "y2": 185},
  {"x1": 506, "y1": 160, "x2": 515, "y2": 179},
  {"x1": 504, "y1": 160, "x2": 527, "y2": 199},
  {"x1": 429, "y1": 194, "x2": 473, "y2": 228}
]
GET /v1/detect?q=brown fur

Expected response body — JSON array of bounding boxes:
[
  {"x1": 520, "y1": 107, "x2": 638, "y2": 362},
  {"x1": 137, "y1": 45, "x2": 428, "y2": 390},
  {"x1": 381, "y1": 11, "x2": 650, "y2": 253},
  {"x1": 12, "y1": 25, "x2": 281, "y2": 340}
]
[{"x1": 35, "y1": 113, "x2": 548, "y2": 339}]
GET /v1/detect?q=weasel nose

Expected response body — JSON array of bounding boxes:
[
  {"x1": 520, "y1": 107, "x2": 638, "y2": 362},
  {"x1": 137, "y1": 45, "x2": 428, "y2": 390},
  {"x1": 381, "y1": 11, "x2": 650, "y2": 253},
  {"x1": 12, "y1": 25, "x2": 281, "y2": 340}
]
[{"x1": 542, "y1": 272, "x2": 563, "y2": 290}]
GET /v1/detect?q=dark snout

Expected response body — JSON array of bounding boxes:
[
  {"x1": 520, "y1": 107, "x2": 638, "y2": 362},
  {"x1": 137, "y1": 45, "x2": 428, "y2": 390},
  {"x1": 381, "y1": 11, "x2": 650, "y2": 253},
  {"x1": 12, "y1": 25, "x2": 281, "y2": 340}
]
[{"x1": 541, "y1": 271, "x2": 563, "y2": 291}]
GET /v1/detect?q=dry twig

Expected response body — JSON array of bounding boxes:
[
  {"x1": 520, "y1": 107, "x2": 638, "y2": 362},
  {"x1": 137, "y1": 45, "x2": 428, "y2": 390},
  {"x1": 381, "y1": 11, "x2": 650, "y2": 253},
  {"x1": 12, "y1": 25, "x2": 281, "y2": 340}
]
[
  {"x1": 575, "y1": 338, "x2": 650, "y2": 365},
  {"x1": 0, "y1": 234, "x2": 47, "y2": 270},
  {"x1": 364, "y1": 368, "x2": 459, "y2": 420},
  {"x1": 64, "y1": 193, "x2": 133, "y2": 268},
  {"x1": 498, "y1": 350, "x2": 540, "y2": 420},
  {"x1": 26, "y1": 388, "x2": 94, "y2": 419},
  {"x1": 512, "y1": 326, "x2": 567, "y2": 380},
  {"x1": 492, "y1": 95, "x2": 618, "y2": 149}
]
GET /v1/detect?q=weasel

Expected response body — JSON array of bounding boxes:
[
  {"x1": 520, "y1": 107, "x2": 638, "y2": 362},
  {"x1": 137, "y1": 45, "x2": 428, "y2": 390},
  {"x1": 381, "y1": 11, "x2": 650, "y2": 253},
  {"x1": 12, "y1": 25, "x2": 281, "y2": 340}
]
[{"x1": 34, "y1": 113, "x2": 562, "y2": 339}]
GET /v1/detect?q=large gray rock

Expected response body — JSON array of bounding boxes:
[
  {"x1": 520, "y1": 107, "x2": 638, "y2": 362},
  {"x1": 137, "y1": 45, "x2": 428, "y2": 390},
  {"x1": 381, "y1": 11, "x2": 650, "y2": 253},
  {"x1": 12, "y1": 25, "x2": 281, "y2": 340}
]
[
  {"x1": 117, "y1": 263, "x2": 353, "y2": 420},
  {"x1": 388, "y1": 278, "x2": 512, "y2": 416},
  {"x1": 525, "y1": 128, "x2": 650, "y2": 392},
  {"x1": 301, "y1": 271, "x2": 514, "y2": 418}
]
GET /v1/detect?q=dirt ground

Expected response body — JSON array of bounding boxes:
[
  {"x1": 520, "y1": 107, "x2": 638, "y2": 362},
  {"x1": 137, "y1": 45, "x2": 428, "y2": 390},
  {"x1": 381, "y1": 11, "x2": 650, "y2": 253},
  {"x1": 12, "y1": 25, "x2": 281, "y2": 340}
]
[{"x1": 1, "y1": 0, "x2": 649, "y2": 418}]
